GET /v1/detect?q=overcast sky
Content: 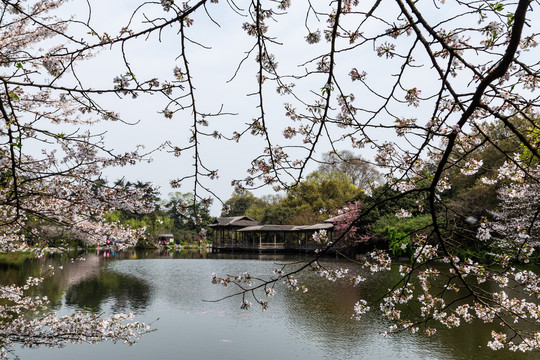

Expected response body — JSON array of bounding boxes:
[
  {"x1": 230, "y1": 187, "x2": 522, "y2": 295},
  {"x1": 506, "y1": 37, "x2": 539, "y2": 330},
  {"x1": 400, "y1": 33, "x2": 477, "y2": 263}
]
[
  {"x1": 42, "y1": 0, "x2": 540, "y2": 215},
  {"x1": 52, "y1": 0, "x2": 374, "y2": 213}
]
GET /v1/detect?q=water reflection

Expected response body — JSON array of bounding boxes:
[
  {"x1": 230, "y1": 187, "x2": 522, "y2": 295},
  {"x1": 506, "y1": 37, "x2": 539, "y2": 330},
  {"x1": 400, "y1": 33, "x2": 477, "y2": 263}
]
[
  {"x1": 4, "y1": 251, "x2": 539, "y2": 360},
  {"x1": 276, "y1": 259, "x2": 538, "y2": 360},
  {"x1": 64, "y1": 271, "x2": 151, "y2": 313},
  {"x1": 276, "y1": 262, "x2": 451, "y2": 359}
]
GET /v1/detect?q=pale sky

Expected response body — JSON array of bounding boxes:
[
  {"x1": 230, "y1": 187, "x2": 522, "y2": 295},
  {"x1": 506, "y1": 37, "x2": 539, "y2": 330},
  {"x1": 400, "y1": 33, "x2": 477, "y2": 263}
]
[
  {"x1": 53, "y1": 0, "x2": 382, "y2": 213},
  {"x1": 40, "y1": 0, "x2": 540, "y2": 215}
]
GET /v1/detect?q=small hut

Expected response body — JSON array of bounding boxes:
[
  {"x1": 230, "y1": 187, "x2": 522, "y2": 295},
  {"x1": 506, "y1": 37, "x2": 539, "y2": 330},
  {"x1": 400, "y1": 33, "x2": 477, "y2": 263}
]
[{"x1": 156, "y1": 233, "x2": 175, "y2": 245}]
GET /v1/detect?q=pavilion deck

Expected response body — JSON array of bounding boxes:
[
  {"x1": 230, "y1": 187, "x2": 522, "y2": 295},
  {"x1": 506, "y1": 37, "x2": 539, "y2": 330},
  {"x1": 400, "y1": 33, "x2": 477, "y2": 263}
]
[{"x1": 211, "y1": 243, "x2": 322, "y2": 252}]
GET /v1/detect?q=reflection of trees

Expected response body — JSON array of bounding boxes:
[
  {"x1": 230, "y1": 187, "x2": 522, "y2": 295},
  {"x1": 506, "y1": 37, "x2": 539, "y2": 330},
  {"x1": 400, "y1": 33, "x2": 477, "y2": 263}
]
[
  {"x1": 279, "y1": 262, "x2": 539, "y2": 360},
  {"x1": 0, "y1": 253, "x2": 95, "y2": 306},
  {"x1": 0, "y1": 253, "x2": 152, "y2": 314},
  {"x1": 431, "y1": 271, "x2": 540, "y2": 360},
  {"x1": 0, "y1": 255, "x2": 45, "y2": 287},
  {"x1": 279, "y1": 261, "x2": 394, "y2": 345},
  {"x1": 65, "y1": 271, "x2": 151, "y2": 313}
]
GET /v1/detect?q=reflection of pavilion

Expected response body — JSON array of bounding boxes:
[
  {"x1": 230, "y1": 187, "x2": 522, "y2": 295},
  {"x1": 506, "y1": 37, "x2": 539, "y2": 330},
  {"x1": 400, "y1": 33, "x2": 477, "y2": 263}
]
[{"x1": 208, "y1": 216, "x2": 335, "y2": 252}]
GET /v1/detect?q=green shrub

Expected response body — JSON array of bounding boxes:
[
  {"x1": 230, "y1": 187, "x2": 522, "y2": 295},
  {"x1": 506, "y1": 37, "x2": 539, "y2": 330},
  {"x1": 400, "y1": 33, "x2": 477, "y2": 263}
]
[{"x1": 372, "y1": 214, "x2": 434, "y2": 257}]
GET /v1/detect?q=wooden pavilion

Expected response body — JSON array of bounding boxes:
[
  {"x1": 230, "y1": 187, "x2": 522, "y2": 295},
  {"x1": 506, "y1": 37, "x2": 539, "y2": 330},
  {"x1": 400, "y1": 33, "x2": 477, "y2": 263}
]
[
  {"x1": 209, "y1": 216, "x2": 335, "y2": 252},
  {"x1": 208, "y1": 216, "x2": 261, "y2": 249}
]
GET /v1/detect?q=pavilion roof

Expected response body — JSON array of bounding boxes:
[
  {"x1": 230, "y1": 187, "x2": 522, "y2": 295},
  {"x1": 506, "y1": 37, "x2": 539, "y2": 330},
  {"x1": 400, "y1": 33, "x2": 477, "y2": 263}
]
[
  {"x1": 291, "y1": 223, "x2": 334, "y2": 231},
  {"x1": 238, "y1": 223, "x2": 333, "y2": 232},
  {"x1": 324, "y1": 213, "x2": 350, "y2": 223},
  {"x1": 157, "y1": 233, "x2": 174, "y2": 238},
  {"x1": 237, "y1": 224, "x2": 296, "y2": 232},
  {"x1": 209, "y1": 215, "x2": 335, "y2": 232},
  {"x1": 208, "y1": 216, "x2": 260, "y2": 228}
]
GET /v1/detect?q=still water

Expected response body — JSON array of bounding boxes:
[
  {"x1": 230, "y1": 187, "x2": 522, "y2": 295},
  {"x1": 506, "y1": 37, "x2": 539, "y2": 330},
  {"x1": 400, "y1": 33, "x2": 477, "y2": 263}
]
[{"x1": 4, "y1": 250, "x2": 539, "y2": 360}]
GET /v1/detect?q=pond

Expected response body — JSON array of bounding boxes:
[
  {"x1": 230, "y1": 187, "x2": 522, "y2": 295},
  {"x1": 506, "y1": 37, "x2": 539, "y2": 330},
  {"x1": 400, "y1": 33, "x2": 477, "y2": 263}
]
[{"x1": 4, "y1": 249, "x2": 539, "y2": 360}]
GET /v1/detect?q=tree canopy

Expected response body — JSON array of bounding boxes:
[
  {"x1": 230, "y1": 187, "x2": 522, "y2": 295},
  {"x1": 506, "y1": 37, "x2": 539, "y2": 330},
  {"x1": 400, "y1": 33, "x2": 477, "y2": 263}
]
[
  {"x1": 282, "y1": 171, "x2": 362, "y2": 224},
  {"x1": 318, "y1": 150, "x2": 384, "y2": 191},
  {"x1": 221, "y1": 171, "x2": 362, "y2": 225}
]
